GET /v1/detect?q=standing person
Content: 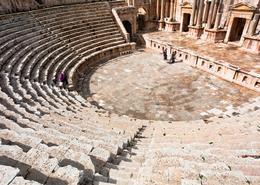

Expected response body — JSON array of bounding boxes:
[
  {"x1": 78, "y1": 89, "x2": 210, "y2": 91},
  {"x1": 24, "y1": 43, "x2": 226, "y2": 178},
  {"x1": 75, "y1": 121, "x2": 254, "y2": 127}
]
[
  {"x1": 63, "y1": 73, "x2": 68, "y2": 88},
  {"x1": 163, "y1": 48, "x2": 167, "y2": 60},
  {"x1": 57, "y1": 72, "x2": 65, "y2": 88},
  {"x1": 169, "y1": 51, "x2": 176, "y2": 64}
]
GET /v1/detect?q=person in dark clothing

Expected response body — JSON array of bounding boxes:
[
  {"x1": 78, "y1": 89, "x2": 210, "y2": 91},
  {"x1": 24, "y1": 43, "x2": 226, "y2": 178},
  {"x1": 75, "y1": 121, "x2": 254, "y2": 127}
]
[
  {"x1": 57, "y1": 72, "x2": 68, "y2": 88},
  {"x1": 163, "y1": 48, "x2": 167, "y2": 60},
  {"x1": 169, "y1": 51, "x2": 176, "y2": 64},
  {"x1": 63, "y1": 73, "x2": 68, "y2": 88}
]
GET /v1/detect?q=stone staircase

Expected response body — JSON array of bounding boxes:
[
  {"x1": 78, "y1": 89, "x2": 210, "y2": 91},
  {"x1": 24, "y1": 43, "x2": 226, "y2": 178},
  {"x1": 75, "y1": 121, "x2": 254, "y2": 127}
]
[
  {"x1": 0, "y1": 2, "x2": 140, "y2": 184},
  {"x1": 92, "y1": 110, "x2": 260, "y2": 185}
]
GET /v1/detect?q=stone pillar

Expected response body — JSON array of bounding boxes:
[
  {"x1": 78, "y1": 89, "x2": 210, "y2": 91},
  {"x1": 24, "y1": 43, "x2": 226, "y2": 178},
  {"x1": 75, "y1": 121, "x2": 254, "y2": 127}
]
[
  {"x1": 248, "y1": 14, "x2": 260, "y2": 35},
  {"x1": 132, "y1": 0, "x2": 135, "y2": 6},
  {"x1": 165, "y1": 0, "x2": 170, "y2": 17},
  {"x1": 213, "y1": 12, "x2": 222, "y2": 29},
  {"x1": 160, "y1": 0, "x2": 165, "y2": 21},
  {"x1": 211, "y1": 0, "x2": 219, "y2": 26},
  {"x1": 203, "y1": 0, "x2": 210, "y2": 23},
  {"x1": 196, "y1": 0, "x2": 204, "y2": 27},
  {"x1": 173, "y1": 0, "x2": 177, "y2": 21},
  {"x1": 195, "y1": 0, "x2": 200, "y2": 25},
  {"x1": 156, "y1": 0, "x2": 160, "y2": 20},
  {"x1": 190, "y1": 0, "x2": 197, "y2": 26},
  {"x1": 169, "y1": 0, "x2": 174, "y2": 21},
  {"x1": 206, "y1": 0, "x2": 215, "y2": 29}
]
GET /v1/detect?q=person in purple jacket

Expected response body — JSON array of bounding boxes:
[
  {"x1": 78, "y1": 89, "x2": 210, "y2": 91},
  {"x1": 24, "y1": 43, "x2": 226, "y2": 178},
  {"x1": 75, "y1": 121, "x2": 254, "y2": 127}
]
[{"x1": 57, "y1": 72, "x2": 65, "y2": 88}]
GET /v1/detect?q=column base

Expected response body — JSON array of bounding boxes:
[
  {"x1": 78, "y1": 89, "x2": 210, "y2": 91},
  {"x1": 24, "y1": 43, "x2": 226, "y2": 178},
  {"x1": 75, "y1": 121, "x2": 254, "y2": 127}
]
[
  {"x1": 241, "y1": 35, "x2": 260, "y2": 54},
  {"x1": 188, "y1": 26, "x2": 204, "y2": 39},
  {"x1": 164, "y1": 21, "x2": 180, "y2": 32},
  {"x1": 158, "y1": 20, "x2": 165, "y2": 31},
  {"x1": 202, "y1": 29, "x2": 227, "y2": 42}
]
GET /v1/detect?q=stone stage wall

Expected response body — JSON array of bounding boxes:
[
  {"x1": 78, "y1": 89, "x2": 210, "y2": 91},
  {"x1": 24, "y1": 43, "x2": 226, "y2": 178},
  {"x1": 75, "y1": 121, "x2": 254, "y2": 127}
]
[{"x1": 145, "y1": 38, "x2": 260, "y2": 92}]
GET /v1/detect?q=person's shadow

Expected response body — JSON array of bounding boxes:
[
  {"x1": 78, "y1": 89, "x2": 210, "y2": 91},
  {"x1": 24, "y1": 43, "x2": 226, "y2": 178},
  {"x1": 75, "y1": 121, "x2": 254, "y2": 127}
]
[{"x1": 167, "y1": 59, "x2": 183, "y2": 64}]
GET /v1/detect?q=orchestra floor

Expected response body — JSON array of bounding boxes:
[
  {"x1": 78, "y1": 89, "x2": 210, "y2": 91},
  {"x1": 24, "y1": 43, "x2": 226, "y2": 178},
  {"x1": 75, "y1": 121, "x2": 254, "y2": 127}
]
[{"x1": 83, "y1": 49, "x2": 259, "y2": 121}]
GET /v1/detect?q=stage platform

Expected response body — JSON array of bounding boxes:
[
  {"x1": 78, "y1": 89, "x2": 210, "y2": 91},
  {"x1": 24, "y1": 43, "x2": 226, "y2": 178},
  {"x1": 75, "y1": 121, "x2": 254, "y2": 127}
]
[{"x1": 143, "y1": 32, "x2": 260, "y2": 73}]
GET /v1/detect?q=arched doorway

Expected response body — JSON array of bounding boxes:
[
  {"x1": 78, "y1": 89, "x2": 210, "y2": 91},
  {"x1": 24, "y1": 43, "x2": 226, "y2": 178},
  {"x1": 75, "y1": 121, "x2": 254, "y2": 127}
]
[
  {"x1": 137, "y1": 7, "x2": 147, "y2": 31},
  {"x1": 123, "y1": 20, "x2": 132, "y2": 40}
]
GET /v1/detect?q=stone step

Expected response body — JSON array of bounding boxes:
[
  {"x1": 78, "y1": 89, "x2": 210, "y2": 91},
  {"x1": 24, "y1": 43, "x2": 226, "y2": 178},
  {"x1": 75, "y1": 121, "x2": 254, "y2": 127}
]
[
  {"x1": 9, "y1": 176, "x2": 42, "y2": 185},
  {"x1": 0, "y1": 165, "x2": 20, "y2": 185}
]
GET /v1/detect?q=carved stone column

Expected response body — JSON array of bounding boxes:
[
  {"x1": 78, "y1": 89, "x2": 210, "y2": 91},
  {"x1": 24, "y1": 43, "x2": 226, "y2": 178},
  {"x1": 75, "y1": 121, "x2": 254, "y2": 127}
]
[
  {"x1": 213, "y1": 12, "x2": 222, "y2": 29},
  {"x1": 159, "y1": 0, "x2": 165, "y2": 30},
  {"x1": 190, "y1": 0, "x2": 197, "y2": 26},
  {"x1": 206, "y1": 0, "x2": 215, "y2": 29},
  {"x1": 156, "y1": 0, "x2": 160, "y2": 20},
  {"x1": 165, "y1": 0, "x2": 170, "y2": 17},
  {"x1": 169, "y1": 0, "x2": 174, "y2": 21},
  {"x1": 196, "y1": 0, "x2": 204, "y2": 27},
  {"x1": 160, "y1": 0, "x2": 165, "y2": 21},
  {"x1": 203, "y1": 0, "x2": 210, "y2": 23},
  {"x1": 211, "y1": 0, "x2": 219, "y2": 26},
  {"x1": 248, "y1": 14, "x2": 260, "y2": 35}
]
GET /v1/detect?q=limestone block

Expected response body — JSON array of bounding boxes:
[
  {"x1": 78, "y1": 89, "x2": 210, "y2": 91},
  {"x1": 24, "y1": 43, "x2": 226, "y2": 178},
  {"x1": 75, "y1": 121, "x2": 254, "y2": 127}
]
[
  {"x1": 64, "y1": 149, "x2": 95, "y2": 176},
  {"x1": 181, "y1": 179, "x2": 201, "y2": 185},
  {"x1": 9, "y1": 176, "x2": 41, "y2": 185},
  {"x1": 46, "y1": 165, "x2": 86, "y2": 185},
  {"x1": 0, "y1": 165, "x2": 19, "y2": 185},
  {"x1": 90, "y1": 147, "x2": 111, "y2": 162},
  {"x1": 0, "y1": 145, "x2": 24, "y2": 159}
]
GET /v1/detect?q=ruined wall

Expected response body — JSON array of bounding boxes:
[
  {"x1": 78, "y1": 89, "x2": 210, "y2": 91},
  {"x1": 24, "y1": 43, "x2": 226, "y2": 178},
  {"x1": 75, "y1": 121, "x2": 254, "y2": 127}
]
[
  {"x1": 0, "y1": 0, "x2": 116, "y2": 14},
  {"x1": 42, "y1": 0, "x2": 87, "y2": 6},
  {"x1": 0, "y1": 0, "x2": 39, "y2": 14}
]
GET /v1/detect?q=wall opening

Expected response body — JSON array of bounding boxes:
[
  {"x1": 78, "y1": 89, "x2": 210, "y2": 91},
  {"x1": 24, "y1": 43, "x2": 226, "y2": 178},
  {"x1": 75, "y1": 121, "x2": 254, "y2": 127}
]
[
  {"x1": 123, "y1": 20, "x2": 132, "y2": 41},
  {"x1": 35, "y1": 0, "x2": 43, "y2": 4},
  {"x1": 137, "y1": 8, "x2": 147, "y2": 31},
  {"x1": 229, "y1": 17, "x2": 246, "y2": 42},
  {"x1": 182, "y1": 13, "x2": 191, "y2": 32},
  {"x1": 242, "y1": 76, "x2": 248, "y2": 83}
]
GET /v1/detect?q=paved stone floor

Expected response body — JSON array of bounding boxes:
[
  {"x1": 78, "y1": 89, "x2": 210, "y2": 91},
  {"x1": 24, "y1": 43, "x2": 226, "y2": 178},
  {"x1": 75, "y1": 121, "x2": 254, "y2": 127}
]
[
  {"x1": 143, "y1": 32, "x2": 260, "y2": 73},
  {"x1": 85, "y1": 49, "x2": 259, "y2": 121}
]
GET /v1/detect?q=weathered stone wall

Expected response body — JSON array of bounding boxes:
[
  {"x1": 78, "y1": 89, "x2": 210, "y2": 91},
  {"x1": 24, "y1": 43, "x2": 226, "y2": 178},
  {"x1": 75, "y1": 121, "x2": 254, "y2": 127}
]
[
  {"x1": 0, "y1": 0, "x2": 39, "y2": 14},
  {"x1": 0, "y1": 0, "x2": 123, "y2": 14},
  {"x1": 42, "y1": 0, "x2": 87, "y2": 6}
]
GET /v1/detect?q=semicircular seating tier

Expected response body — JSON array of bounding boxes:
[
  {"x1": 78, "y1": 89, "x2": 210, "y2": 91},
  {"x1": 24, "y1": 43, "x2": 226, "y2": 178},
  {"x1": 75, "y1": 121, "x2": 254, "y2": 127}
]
[
  {"x1": 0, "y1": 2, "x2": 141, "y2": 184},
  {"x1": 0, "y1": 1, "x2": 260, "y2": 185}
]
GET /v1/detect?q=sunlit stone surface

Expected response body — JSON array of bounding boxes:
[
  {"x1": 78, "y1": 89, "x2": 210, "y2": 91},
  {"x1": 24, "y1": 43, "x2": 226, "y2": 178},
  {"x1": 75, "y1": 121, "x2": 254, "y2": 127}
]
[{"x1": 87, "y1": 49, "x2": 259, "y2": 121}]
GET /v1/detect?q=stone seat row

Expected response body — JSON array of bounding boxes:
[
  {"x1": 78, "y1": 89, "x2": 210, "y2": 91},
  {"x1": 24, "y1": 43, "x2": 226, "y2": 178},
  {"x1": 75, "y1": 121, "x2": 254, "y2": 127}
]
[
  {"x1": 94, "y1": 110, "x2": 260, "y2": 185},
  {"x1": 32, "y1": 2, "x2": 109, "y2": 16},
  {"x1": 0, "y1": 144, "x2": 93, "y2": 184},
  {"x1": 0, "y1": 2, "x2": 139, "y2": 184}
]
